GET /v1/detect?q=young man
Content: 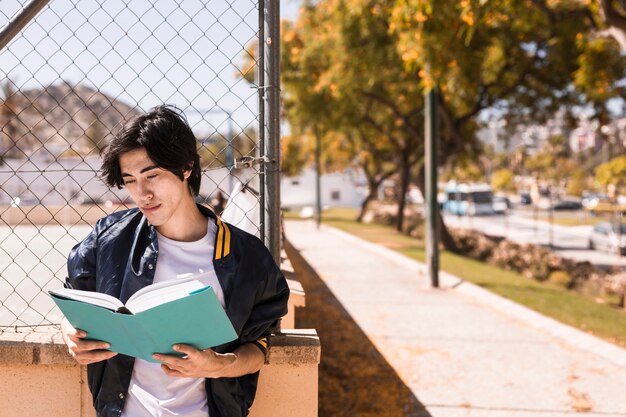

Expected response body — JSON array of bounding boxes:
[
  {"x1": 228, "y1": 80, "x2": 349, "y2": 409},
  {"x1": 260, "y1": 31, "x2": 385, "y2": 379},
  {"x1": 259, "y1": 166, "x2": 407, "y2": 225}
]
[{"x1": 61, "y1": 105, "x2": 289, "y2": 417}]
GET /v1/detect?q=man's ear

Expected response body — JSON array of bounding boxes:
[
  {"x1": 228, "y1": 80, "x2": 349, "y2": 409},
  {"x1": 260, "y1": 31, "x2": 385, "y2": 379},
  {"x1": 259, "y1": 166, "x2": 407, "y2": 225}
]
[{"x1": 183, "y1": 162, "x2": 194, "y2": 179}]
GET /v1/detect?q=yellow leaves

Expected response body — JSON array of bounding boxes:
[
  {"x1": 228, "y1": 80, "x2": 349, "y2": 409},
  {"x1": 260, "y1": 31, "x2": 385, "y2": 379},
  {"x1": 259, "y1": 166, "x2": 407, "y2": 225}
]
[
  {"x1": 312, "y1": 70, "x2": 339, "y2": 98},
  {"x1": 574, "y1": 37, "x2": 625, "y2": 102},
  {"x1": 484, "y1": 10, "x2": 510, "y2": 26},
  {"x1": 283, "y1": 29, "x2": 297, "y2": 43},
  {"x1": 290, "y1": 46, "x2": 301, "y2": 60},
  {"x1": 547, "y1": 0, "x2": 589, "y2": 7},
  {"x1": 401, "y1": 47, "x2": 420, "y2": 63},
  {"x1": 418, "y1": 68, "x2": 434, "y2": 89},
  {"x1": 458, "y1": 0, "x2": 475, "y2": 26},
  {"x1": 461, "y1": 10, "x2": 475, "y2": 26},
  {"x1": 413, "y1": 11, "x2": 428, "y2": 22}
]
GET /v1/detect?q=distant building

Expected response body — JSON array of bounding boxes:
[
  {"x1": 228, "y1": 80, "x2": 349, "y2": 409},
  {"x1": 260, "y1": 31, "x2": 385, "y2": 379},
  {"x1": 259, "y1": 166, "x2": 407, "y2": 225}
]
[
  {"x1": 569, "y1": 123, "x2": 601, "y2": 153},
  {"x1": 281, "y1": 168, "x2": 368, "y2": 211},
  {"x1": 477, "y1": 115, "x2": 567, "y2": 155},
  {"x1": 568, "y1": 117, "x2": 626, "y2": 154}
]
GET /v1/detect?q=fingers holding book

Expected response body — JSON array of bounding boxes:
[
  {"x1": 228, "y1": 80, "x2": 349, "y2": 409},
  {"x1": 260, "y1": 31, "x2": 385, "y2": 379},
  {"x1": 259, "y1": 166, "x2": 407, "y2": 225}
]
[
  {"x1": 153, "y1": 344, "x2": 236, "y2": 379},
  {"x1": 61, "y1": 318, "x2": 118, "y2": 365}
]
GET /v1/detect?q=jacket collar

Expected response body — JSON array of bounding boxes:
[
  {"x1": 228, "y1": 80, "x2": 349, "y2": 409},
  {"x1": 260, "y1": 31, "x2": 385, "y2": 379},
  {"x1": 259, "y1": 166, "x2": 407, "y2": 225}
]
[{"x1": 195, "y1": 204, "x2": 231, "y2": 261}]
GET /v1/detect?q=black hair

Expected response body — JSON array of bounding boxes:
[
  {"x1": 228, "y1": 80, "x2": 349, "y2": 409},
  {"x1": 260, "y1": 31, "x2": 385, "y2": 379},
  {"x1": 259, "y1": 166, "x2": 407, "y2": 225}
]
[{"x1": 101, "y1": 105, "x2": 201, "y2": 196}]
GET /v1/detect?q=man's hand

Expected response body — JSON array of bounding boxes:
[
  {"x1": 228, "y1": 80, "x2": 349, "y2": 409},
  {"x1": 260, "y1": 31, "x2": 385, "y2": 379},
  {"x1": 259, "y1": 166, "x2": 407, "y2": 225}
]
[
  {"x1": 153, "y1": 343, "x2": 264, "y2": 379},
  {"x1": 61, "y1": 318, "x2": 117, "y2": 365}
]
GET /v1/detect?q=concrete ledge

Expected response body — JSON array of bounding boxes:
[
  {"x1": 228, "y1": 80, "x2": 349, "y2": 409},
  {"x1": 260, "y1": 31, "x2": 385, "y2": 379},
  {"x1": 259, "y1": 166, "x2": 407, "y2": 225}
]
[
  {"x1": 268, "y1": 329, "x2": 320, "y2": 365},
  {"x1": 0, "y1": 326, "x2": 75, "y2": 365},
  {"x1": 0, "y1": 327, "x2": 320, "y2": 366}
]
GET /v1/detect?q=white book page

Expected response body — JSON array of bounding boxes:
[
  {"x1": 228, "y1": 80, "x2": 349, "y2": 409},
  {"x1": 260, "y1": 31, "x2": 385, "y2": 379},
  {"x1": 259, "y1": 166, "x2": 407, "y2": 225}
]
[
  {"x1": 50, "y1": 288, "x2": 124, "y2": 311},
  {"x1": 125, "y1": 274, "x2": 211, "y2": 313}
]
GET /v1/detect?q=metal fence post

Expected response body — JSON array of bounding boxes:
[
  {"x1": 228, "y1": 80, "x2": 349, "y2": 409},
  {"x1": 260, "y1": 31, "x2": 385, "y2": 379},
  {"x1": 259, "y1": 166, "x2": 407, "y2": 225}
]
[
  {"x1": 258, "y1": 0, "x2": 266, "y2": 249},
  {"x1": 265, "y1": 0, "x2": 281, "y2": 263}
]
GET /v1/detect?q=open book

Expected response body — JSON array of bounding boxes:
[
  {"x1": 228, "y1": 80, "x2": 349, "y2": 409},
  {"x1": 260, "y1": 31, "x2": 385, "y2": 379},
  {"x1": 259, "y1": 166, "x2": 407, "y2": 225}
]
[{"x1": 49, "y1": 274, "x2": 238, "y2": 362}]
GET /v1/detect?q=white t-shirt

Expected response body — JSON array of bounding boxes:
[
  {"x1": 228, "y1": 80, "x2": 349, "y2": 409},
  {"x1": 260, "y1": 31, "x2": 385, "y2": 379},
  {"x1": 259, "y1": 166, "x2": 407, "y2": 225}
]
[{"x1": 122, "y1": 219, "x2": 223, "y2": 417}]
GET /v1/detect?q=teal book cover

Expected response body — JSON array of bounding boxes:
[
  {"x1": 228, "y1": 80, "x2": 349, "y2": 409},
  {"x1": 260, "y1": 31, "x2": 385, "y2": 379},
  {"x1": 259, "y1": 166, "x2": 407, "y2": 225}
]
[{"x1": 50, "y1": 287, "x2": 238, "y2": 362}]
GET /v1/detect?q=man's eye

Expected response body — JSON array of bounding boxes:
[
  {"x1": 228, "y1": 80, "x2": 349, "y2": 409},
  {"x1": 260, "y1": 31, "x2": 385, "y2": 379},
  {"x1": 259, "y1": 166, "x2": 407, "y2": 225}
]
[
  {"x1": 147, "y1": 174, "x2": 158, "y2": 180},
  {"x1": 124, "y1": 179, "x2": 136, "y2": 185}
]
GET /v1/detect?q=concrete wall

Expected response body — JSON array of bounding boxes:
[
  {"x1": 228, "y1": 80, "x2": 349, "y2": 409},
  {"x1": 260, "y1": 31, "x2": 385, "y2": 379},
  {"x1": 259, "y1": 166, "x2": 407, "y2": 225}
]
[
  {"x1": 0, "y1": 268, "x2": 318, "y2": 417},
  {"x1": 0, "y1": 328, "x2": 319, "y2": 417}
]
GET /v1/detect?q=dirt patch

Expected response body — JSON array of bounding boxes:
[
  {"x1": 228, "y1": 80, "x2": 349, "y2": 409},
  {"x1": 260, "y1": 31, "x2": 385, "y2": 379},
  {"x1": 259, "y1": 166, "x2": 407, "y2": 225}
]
[{"x1": 285, "y1": 239, "x2": 431, "y2": 417}]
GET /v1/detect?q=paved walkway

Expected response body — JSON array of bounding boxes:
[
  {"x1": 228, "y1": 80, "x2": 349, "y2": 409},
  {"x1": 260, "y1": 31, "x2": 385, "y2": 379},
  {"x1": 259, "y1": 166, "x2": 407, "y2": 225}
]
[{"x1": 285, "y1": 220, "x2": 626, "y2": 417}]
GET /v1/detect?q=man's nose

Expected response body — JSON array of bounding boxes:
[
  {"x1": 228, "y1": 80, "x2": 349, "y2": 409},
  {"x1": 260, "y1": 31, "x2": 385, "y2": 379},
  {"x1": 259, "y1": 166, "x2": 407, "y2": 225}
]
[{"x1": 138, "y1": 182, "x2": 153, "y2": 200}]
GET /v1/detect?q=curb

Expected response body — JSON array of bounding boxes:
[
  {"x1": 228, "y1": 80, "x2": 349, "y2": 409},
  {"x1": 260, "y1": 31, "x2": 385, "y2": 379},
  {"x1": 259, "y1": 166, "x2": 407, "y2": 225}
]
[{"x1": 320, "y1": 223, "x2": 626, "y2": 369}]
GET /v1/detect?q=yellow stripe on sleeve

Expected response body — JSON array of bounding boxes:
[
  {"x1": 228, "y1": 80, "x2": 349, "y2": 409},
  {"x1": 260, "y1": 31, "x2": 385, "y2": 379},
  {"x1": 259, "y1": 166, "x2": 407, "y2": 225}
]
[
  {"x1": 256, "y1": 338, "x2": 268, "y2": 349},
  {"x1": 223, "y1": 222, "x2": 231, "y2": 257},
  {"x1": 215, "y1": 218, "x2": 224, "y2": 259}
]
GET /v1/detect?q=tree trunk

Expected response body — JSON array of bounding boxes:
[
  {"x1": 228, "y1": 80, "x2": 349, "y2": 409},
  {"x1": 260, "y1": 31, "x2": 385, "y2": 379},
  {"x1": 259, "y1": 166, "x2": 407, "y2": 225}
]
[
  {"x1": 357, "y1": 167, "x2": 395, "y2": 222},
  {"x1": 395, "y1": 153, "x2": 410, "y2": 232},
  {"x1": 356, "y1": 186, "x2": 377, "y2": 222},
  {"x1": 415, "y1": 167, "x2": 460, "y2": 253},
  {"x1": 599, "y1": 0, "x2": 626, "y2": 51}
]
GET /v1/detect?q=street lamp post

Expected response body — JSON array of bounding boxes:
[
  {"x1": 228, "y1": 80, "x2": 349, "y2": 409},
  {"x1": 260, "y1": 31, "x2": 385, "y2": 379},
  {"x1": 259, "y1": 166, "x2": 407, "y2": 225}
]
[{"x1": 425, "y1": 86, "x2": 439, "y2": 288}]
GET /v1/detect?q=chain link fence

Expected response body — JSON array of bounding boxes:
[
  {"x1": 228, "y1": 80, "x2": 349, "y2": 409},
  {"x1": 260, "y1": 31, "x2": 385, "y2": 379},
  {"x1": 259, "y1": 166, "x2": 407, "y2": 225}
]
[{"x1": 0, "y1": 0, "x2": 280, "y2": 329}]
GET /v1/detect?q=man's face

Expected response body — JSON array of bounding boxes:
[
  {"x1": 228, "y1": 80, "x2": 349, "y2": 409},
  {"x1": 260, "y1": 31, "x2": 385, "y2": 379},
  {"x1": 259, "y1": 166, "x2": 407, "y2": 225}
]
[{"x1": 119, "y1": 147, "x2": 192, "y2": 231}]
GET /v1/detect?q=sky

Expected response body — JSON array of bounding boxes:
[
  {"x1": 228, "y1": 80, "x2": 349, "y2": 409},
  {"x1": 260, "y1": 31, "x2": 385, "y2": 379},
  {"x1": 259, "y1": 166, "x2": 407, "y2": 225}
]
[{"x1": 0, "y1": 0, "x2": 303, "y2": 136}]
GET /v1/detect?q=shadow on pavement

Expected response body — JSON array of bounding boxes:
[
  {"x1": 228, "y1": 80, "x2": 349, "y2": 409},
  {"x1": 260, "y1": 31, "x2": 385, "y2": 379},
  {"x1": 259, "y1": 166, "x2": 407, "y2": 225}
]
[{"x1": 285, "y1": 239, "x2": 432, "y2": 417}]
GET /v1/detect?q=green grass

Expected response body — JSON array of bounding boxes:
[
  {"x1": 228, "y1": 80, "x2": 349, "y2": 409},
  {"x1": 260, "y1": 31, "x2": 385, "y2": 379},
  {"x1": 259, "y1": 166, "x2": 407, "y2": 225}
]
[
  {"x1": 516, "y1": 209, "x2": 616, "y2": 227},
  {"x1": 531, "y1": 216, "x2": 606, "y2": 227},
  {"x1": 318, "y1": 208, "x2": 626, "y2": 348}
]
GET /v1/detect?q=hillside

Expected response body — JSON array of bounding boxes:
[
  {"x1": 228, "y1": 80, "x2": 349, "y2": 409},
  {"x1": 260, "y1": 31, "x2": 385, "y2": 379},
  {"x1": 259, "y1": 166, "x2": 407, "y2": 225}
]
[{"x1": 1, "y1": 81, "x2": 140, "y2": 158}]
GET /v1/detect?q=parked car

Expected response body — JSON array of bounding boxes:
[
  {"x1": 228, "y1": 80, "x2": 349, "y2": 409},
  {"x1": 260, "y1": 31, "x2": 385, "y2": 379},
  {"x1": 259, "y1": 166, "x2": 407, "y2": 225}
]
[
  {"x1": 588, "y1": 222, "x2": 626, "y2": 255},
  {"x1": 492, "y1": 196, "x2": 511, "y2": 214},
  {"x1": 583, "y1": 197, "x2": 626, "y2": 215},
  {"x1": 582, "y1": 192, "x2": 608, "y2": 209},
  {"x1": 551, "y1": 199, "x2": 583, "y2": 211},
  {"x1": 519, "y1": 192, "x2": 532, "y2": 205}
]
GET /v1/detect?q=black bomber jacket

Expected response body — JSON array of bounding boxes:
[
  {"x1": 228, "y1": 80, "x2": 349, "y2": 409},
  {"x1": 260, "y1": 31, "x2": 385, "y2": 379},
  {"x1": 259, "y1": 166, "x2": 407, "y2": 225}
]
[{"x1": 65, "y1": 204, "x2": 290, "y2": 417}]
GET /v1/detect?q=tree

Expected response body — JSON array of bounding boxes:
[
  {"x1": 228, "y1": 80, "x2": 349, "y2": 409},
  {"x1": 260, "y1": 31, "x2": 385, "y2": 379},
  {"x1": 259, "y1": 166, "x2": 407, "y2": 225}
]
[
  {"x1": 390, "y1": 0, "x2": 626, "y2": 125},
  {"x1": 599, "y1": 0, "x2": 626, "y2": 50},
  {"x1": 491, "y1": 168, "x2": 515, "y2": 192},
  {"x1": 567, "y1": 169, "x2": 587, "y2": 196},
  {"x1": 281, "y1": 5, "x2": 420, "y2": 228},
  {"x1": 278, "y1": 0, "x2": 626, "y2": 252},
  {"x1": 595, "y1": 155, "x2": 626, "y2": 191}
]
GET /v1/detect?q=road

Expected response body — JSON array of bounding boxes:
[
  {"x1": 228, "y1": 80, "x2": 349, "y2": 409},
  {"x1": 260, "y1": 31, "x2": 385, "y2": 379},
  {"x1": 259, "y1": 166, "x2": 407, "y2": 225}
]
[{"x1": 443, "y1": 211, "x2": 626, "y2": 269}]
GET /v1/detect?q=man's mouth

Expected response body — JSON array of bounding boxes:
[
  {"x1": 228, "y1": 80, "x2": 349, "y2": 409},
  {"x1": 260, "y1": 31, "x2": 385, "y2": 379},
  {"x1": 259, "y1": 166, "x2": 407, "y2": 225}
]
[{"x1": 141, "y1": 204, "x2": 160, "y2": 213}]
